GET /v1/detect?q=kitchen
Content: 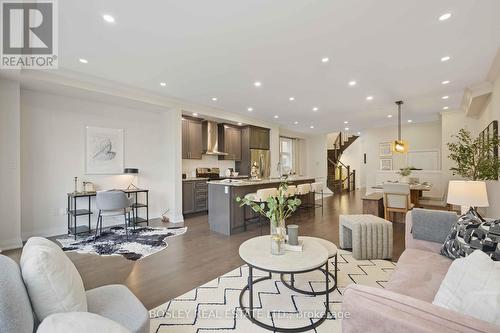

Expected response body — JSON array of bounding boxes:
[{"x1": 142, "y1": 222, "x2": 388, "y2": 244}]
[{"x1": 181, "y1": 114, "x2": 316, "y2": 235}]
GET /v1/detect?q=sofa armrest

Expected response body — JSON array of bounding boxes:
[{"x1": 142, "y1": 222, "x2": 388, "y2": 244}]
[
  {"x1": 405, "y1": 211, "x2": 448, "y2": 253},
  {"x1": 341, "y1": 284, "x2": 498, "y2": 333}
]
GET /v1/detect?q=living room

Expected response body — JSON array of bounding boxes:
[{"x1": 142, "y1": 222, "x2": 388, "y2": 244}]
[{"x1": 1, "y1": 1, "x2": 500, "y2": 332}]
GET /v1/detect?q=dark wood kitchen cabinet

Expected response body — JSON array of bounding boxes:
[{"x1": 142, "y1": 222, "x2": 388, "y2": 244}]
[
  {"x1": 182, "y1": 118, "x2": 203, "y2": 159},
  {"x1": 218, "y1": 124, "x2": 241, "y2": 161},
  {"x1": 182, "y1": 179, "x2": 208, "y2": 214},
  {"x1": 248, "y1": 126, "x2": 270, "y2": 150}
]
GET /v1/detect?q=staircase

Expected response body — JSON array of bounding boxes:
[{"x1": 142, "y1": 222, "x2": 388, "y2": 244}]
[{"x1": 327, "y1": 132, "x2": 359, "y2": 193}]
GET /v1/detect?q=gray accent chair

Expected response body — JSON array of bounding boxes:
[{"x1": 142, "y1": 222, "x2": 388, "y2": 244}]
[
  {"x1": 95, "y1": 190, "x2": 134, "y2": 241},
  {"x1": 0, "y1": 248, "x2": 149, "y2": 333}
]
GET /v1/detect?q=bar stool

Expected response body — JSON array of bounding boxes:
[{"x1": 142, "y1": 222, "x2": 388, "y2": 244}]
[
  {"x1": 311, "y1": 182, "x2": 325, "y2": 215},
  {"x1": 244, "y1": 188, "x2": 278, "y2": 234},
  {"x1": 95, "y1": 190, "x2": 134, "y2": 242},
  {"x1": 285, "y1": 185, "x2": 297, "y2": 198},
  {"x1": 296, "y1": 183, "x2": 312, "y2": 211}
]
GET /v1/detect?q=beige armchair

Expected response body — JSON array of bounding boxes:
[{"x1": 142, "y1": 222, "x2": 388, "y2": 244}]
[{"x1": 383, "y1": 183, "x2": 413, "y2": 222}]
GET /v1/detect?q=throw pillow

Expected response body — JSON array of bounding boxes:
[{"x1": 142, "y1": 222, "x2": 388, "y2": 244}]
[
  {"x1": 440, "y1": 210, "x2": 500, "y2": 261},
  {"x1": 433, "y1": 250, "x2": 500, "y2": 326},
  {"x1": 20, "y1": 237, "x2": 87, "y2": 321},
  {"x1": 37, "y1": 312, "x2": 131, "y2": 333}
]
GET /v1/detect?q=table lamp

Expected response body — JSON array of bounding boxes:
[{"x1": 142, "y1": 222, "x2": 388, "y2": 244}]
[
  {"x1": 124, "y1": 168, "x2": 139, "y2": 190},
  {"x1": 447, "y1": 180, "x2": 489, "y2": 221}
]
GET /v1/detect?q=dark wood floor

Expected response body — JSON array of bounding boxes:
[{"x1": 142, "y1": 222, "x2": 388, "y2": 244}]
[{"x1": 5, "y1": 189, "x2": 406, "y2": 310}]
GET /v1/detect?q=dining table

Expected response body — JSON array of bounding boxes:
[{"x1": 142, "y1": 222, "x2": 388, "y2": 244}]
[{"x1": 372, "y1": 183, "x2": 432, "y2": 207}]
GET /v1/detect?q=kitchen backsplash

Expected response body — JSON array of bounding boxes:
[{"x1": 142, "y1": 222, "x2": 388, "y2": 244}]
[{"x1": 182, "y1": 155, "x2": 236, "y2": 177}]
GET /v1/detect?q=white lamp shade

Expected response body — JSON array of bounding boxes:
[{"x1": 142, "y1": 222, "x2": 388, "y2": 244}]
[{"x1": 447, "y1": 181, "x2": 489, "y2": 207}]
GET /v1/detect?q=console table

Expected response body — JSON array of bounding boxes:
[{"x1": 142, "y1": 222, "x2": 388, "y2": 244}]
[{"x1": 67, "y1": 189, "x2": 149, "y2": 239}]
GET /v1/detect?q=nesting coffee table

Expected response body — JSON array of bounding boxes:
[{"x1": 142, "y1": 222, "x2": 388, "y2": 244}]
[{"x1": 239, "y1": 235, "x2": 338, "y2": 332}]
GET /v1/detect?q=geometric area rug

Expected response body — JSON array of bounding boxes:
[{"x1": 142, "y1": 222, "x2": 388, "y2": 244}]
[
  {"x1": 149, "y1": 249, "x2": 395, "y2": 332},
  {"x1": 56, "y1": 226, "x2": 187, "y2": 261}
]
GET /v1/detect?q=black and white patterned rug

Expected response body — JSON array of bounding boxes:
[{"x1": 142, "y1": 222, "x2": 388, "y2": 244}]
[
  {"x1": 150, "y1": 250, "x2": 395, "y2": 332},
  {"x1": 57, "y1": 226, "x2": 187, "y2": 261}
]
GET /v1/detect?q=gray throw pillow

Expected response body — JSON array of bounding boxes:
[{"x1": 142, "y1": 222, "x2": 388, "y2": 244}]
[{"x1": 441, "y1": 210, "x2": 500, "y2": 261}]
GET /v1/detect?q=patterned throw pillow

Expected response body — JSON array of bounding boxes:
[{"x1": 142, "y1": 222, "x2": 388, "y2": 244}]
[{"x1": 441, "y1": 210, "x2": 500, "y2": 261}]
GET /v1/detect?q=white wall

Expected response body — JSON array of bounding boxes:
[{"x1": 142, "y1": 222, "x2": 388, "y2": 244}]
[
  {"x1": 358, "y1": 120, "x2": 443, "y2": 192},
  {"x1": 0, "y1": 79, "x2": 22, "y2": 251},
  {"x1": 339, "y1": 138, "x2": 363, "y2": 188},
  {"x1": 20, "y1": 89, "x2": 182, "y2": 239},
  {"x1": 305, "y1": 134, "x2": 328, "y2": 186}
]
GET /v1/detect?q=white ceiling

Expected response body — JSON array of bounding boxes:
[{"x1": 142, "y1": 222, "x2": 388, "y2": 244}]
[{"x1": 58, "y1": 0, "x2": 500, "y2": 133}]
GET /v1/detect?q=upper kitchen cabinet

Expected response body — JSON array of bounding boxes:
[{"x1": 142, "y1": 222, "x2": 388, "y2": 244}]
[
  {"x1": 218, "y1": 124, "x2": 241, "y2": 160},
  {"x1": 182, "y1": 117, "x2": 203, "y2": 159},
  {"x1": 247, "y1": 126, "x2": 270, "y2": 150}
]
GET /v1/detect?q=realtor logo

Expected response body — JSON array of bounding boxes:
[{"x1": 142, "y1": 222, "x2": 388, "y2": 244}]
[{"x1": 1, "y1": 0, "x2": 58, "y2": 69}]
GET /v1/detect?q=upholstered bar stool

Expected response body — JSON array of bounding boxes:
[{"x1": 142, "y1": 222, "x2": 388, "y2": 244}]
[
  {"x1": 95, "y1": 190, "x2": 134, "y2": 242},
  {"x1": 285, "y1": 185, "x2": 297, "y2": 198},
  {"x1": 296, "y1": 183, "x2": 312, "y2": 211},
  {"x1": 311, "y1": 182, "x2": 325, "y2": 215},
  {"x1": 243, "y1": 188, "x2": 278, "y2": 234}
]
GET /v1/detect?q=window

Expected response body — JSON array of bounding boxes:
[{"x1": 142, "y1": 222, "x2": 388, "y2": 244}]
[{"x1": 280, "y1": 137, "x2": 294, "y2": 174}]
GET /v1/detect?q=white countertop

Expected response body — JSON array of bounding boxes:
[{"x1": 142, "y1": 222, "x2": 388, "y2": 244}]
[{"x1": 208, "y1": 176, "x2": 315, "y2": 187}]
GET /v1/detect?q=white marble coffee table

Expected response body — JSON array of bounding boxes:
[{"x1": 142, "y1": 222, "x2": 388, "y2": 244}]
[{"x1": 239, "y1": 235, "x2": 331, "y2": 332}]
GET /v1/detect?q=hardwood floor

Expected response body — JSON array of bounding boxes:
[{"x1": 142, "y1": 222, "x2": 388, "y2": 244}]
[{"x1": 4, "y1": 189, "x2": 405, "y2": 310}]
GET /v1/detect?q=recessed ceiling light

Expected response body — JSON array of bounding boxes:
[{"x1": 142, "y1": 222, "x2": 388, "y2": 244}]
[
  {"x1": 443, "y1": 106, "x2": 449, "y2": 110},
  {"x1": 79, "y1": 58, "x2": 88, "y2": 64},
  {"x1": 192, "y1": 113, "x2": 198, "y2": 117},
  {"x1": 344, "y1": 127, "x2": 350, "y2": 131},
  {"x1": 321, "y1": 57, "x2": 329, "y2": 63},
  {"x1": 348, "y1": 81, "x2": 357, "y2": 86},
  {"x1": 274, "y1": 115, "x2": 279, "y2": 119},
  {"x1": 387, "y1": 115, "x2": 393, "y2": 118},
  {"x1": 357, "y1": 132, "x2": 361, "y2": 135},
  {"x1": 312, "y1": 107, "x2": 319, "y2": 111},
  {"x1": 366, "y1": 96, "x2": 373, "y2": 101},
  {"x1": 442, "y1": 95, "x2": 449, "y2": 100},
  {"x1": 211, "y1": 97, "x2": 218, "y2": 101},
  {"x1": 441, "y1": 80, "x2": 450, "y2": 85},
  {"x1": 102, "y1": 14, "x2": 115, "y2": 23},
  {"x1": 237, "y1": 122, "x2": 243, "y2": 126},
  {"x1": 247, "y1": 107, "x2": 253, "y2": 112},
  {"x1": 310, "y1": 125, "x2": 314, "y2": 129},
  {"x1": 254, "y1": 81, "x2": 262, "y2": 87},
  {"x1": 439, "y1": 13, "x2": 452, "y2": 21},
  {"x1": 294, "y1": 121, "x2": 299, "y2": 125},
  {"x1": 289, "y1": 97, "x2": 295, "y2": 101},
  {"x1": 344, "y1": 121, "x2": 349, "y2": 124},
  {"x1": 441, "y1": 56, "x2": 451, "y2": 62},
  {"x1": 407, "y1": 120, "x2": 413, "y2": 123},
  {"x1": 160, "y1": 82, "x2": 167, "y2": 87}
]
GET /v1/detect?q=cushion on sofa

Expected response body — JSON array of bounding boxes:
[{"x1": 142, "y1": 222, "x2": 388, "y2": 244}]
[
  {"x1": 386, "y1": 248, "x2": 452, "y2": 303},
  {"x1": 0, "y1": 255, "x2": 34, "y2": 333},
  {"x1": 37, "y1": 312, "x2": 131, "y2": 333},
  {"x1": 20, "y1": 237, "x2": 87, "y2": 321},
  {"x1": 433, "y1": 250, "x2": 500, "y2": 326}
]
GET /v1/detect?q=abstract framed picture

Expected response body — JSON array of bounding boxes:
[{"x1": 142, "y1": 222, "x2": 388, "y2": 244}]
[
  {"x1": 380, "y1": 158, "x2": 393, "y2": 171},
  {"x1": 85, "y1": 126, "x2": 124, "y2": 174},
  {"x1": 379, "y1": 142, "x2": 392, "y2": 157}
]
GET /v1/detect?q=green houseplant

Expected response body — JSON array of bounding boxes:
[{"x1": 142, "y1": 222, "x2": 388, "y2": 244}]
[
  {"x1": 447, "y1": 128, "x2": 500, "y2": 181},
  {"x1": 236, "y1": 179, "x2": 301, "y2": 255}
]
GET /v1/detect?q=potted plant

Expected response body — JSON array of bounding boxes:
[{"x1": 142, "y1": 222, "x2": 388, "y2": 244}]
[
  {"x1": 236, "y1": 179, "x2": 301, "y2": 255},
  {"x1": 397, "y1": 167, "x2": 412, "y2": 183},
  {"x1": 447, "y1": 128, "x2": 500, "y2": 181}
]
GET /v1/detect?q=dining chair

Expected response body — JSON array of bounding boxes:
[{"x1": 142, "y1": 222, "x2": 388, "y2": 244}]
[
  {"x1": 95, "y1": 190, "x2": 134, "y2": 241},
  {"x1": 418, "y1": 182, "x2": 452, "y2": 211},
  {"x1": 382, "y1": 183, "x2": 413, "y2": 222}
]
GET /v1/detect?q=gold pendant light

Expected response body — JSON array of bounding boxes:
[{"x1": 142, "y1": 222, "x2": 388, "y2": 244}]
[{"x1": 392, "y1": 100, "x2": 407, "y2": 153}]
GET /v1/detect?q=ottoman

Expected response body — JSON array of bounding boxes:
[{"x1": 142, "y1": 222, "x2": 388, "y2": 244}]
[{"x1": 339, "y1": 214, "x2": 393, "y2": 260}]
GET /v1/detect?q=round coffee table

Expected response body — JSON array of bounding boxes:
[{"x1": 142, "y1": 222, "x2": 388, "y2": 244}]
[
  {"x1": 280, "y1": 236, "x2": 338, "y2": 295},
  {"x1": 239, "y1": 236, "x2": 330, "y2": 332}
]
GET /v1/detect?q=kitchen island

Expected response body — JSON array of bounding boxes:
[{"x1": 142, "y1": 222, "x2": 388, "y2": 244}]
[{"x1": 208, "y1": 176, "x2": 316, "y2": 235}]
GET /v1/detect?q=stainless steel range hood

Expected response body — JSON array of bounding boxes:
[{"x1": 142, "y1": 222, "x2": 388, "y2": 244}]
[{"x1": 202, "y1": 121, "x2": 228, "y2": 155}]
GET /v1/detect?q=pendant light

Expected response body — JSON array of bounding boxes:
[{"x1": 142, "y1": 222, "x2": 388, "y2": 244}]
[{"x1": 393, "y1": 100, "x2": 407, "y2": 153}]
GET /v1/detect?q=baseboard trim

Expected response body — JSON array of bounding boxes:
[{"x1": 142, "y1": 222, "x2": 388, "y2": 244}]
[{"x1": 0, "y1": 237, "x2": 23, "y2": 251}]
